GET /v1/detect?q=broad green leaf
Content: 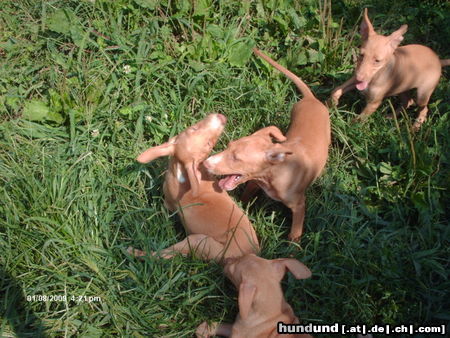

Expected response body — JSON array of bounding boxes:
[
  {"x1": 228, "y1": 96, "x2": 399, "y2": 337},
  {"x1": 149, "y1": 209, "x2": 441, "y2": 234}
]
[
  {"x1": 274, "y1": 14, "x2": 288, "y2": 33},
  {"x1": 5, "y1": 96, "x2": 20, "y2": 110},
  {"x1": 22, "y1": 100, "x2": 50, "y2": 121},
  {"x1": 411, "y1": 191, "x2": 427, "y2": 210},
  {"x1": 134, "y1": 0, "x2": 157, "y2": 9},
  {"x1": 46, "y1": 9, "x2": 73, "y2": 35},
  {"x1": 290, "y1": 11, "x2": 307, "y2": 29},
  {"x1": 379, "y1": 162, "x2": 392, "y2": 175},
  {"x1": 119, "y1": 107, "x2": 133, "y2": 116},
  {"x1": 256, "y1": 1, "x2": 265, "y2": 17},
  {"x1": 295, "y1": 51, "x2": 308, "y2": 65},
  {"x1": 176, "y1": 0, "x2": 191, "y2": 14},
  {"x1": 206, "y1": 24, "x2": 223, "y2": 39},
  {"x1": 189, "y1": 60, "x2": 205, "y2": 72},
  {"x1": 228, "y1": 41, "x2": 254, "y2": 67},
  {"x1": 46, "y1": 111, "x2": 64, "y2": 124},
  {"x1": 307, "y1": 49, "x2": 319, "y2": 63},
  {"x1": 47, "y1": 9, "x2": 85, "y2": 47},
  {"x1": 70, "y1": 25, "x2": 85, "y2": 47},
  {"x1": 49, "y1": 89, "x2": 63, "y2": 113},
  {"x1": 193, "y1": 0, "x2": 210, "y2": 17}
]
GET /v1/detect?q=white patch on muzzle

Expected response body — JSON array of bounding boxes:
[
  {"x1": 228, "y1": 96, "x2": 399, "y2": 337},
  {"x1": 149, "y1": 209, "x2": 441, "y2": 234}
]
[
  {"x1": 205, "y1": 154, "x2": 222, "y2": 168},
  {"x1": 209, "y1": 115, "x2": 223, "y2": 130}
]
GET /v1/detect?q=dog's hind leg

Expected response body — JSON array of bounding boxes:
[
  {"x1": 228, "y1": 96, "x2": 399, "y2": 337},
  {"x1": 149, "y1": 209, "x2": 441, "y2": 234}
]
[{"x1": 413, "y1": 83, "x2": 438, "y2": 131}]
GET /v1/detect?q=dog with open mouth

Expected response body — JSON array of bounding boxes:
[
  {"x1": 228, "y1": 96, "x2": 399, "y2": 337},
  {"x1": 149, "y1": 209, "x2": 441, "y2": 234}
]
[{"x1": 204, "y1": 49, "x2": 330, "y2": 242}]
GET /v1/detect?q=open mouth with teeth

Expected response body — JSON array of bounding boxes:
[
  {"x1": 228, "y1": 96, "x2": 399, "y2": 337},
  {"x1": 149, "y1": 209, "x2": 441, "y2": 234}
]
[{"x1": 218, "y1": 174, "x2": 243, "y2": 191}]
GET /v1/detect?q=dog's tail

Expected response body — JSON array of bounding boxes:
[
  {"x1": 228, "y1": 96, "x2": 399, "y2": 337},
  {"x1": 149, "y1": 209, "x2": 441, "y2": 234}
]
[
  {"x1": 253, "y1": 48, "x2": 315, "y2": 99},
  {"x1": 440, "y1": 59, "x2": 450, "y2": 67}
]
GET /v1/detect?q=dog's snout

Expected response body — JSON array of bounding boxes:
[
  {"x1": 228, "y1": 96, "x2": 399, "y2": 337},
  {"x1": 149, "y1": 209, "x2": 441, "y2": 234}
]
[
  {"x1": 208, "y1": 113, "x2": 227, "y2": 130},
  {"x1": 356, "y1": 73, "x2": 364, "y2": 82},
  {"x1": 203, "y1": 158, "x2": 211, "y2": 169},
  {"x1": 203, "y1": 154, "x2": 222, "y2": 171}
]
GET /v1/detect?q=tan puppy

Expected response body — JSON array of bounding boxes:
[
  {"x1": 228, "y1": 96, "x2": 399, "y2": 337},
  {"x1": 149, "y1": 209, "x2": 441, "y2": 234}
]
[
  {"x1": 128, "y1": 114, "x2": 259, "y2": 262},
  {"x1": 204, "y1": 49, "x2": 331, "y2": 241},
  {"x1": 331, "y1": 8, "x2": 450, "y2": 130},
  {"x1": 196, "y1": 254, "x2": 312, "y2": 338}
]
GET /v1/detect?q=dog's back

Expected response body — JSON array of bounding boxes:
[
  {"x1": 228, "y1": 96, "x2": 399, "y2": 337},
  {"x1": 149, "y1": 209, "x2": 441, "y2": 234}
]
[{"x1": 252, "y1": 48, "x2": 330, "y2": 179}]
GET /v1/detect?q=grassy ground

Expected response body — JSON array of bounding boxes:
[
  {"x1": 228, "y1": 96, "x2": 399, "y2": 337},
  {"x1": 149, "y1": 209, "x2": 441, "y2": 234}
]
[{"x1": 1, "y1": 0, "x2": 449, "y2": 337}]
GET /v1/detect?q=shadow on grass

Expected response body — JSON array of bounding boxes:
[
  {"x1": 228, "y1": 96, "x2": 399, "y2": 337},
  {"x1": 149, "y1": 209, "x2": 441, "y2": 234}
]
[{"x1": 0, "y1": 267, "x2": 47, "y2": 337}]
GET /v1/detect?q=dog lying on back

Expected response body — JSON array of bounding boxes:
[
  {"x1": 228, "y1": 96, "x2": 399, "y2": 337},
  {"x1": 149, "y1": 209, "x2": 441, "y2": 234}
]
[
  {"x1": 331, "y1": 8, "x2": 450, "y2": 130},
  {"x1": 128, "y1": 114, "x2": 259, "y2": 262},
  {"x1": 196, "y1": 254, "x2": 312, "y2": 338},
  {"x1": 204, "y1": 48, "x2": 330, "y2": 241}
]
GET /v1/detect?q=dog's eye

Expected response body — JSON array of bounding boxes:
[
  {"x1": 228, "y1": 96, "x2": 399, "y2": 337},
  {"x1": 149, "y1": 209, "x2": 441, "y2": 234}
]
[{"x1": 374, "y1": 58, "x2": 381, "y2": 63}]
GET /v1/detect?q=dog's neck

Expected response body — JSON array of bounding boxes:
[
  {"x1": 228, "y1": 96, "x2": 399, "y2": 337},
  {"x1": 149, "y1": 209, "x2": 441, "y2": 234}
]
[
  {"x1": 167, "y1": 158, "x2": 215, "y2": 189},
  {"x1": 252, "y1": 171, "x2": 282, "y2": 201},
  {"x1": 251, "y1": 282, "x2": 294, "y2": 319}
]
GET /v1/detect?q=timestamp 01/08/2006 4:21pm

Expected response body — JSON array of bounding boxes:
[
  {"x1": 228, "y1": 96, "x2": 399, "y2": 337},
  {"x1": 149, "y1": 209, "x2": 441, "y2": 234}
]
[{"x1": 26, "y1": 294, "x2": 102, "y2": 303}]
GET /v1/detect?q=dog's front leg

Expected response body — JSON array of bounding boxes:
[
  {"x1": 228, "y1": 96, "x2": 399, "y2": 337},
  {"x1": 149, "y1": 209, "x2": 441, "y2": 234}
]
[
  {"x1": 158, "y1": 234, "x2": 227, "y2": 261},
  {"x1": 354, "y1": 99, "x2": 382, "y2": 122},
  {"x1": 196, "y1": 321, "x2": 233, "y2": 337},
  {"x1": 330, "y1": 75, "x2": 357, "y2": 106},
  {"x1": 128, "y1": 235, "x2": 226, "y2": 261},
  {"x1": 288, "y1": 195, "x2": 306, "y2": 242}
]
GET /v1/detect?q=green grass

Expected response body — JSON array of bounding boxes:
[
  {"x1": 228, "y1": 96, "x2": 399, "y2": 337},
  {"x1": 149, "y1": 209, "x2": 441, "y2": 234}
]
[{"x1": 1, "y1": 0, "x2": 449, "y2": 337}]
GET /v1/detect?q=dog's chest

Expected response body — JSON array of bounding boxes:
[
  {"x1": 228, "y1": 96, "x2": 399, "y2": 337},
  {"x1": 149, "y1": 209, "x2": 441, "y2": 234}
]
[{"x1": 257, "y1": 182, "x2": 281, "y2": 201}]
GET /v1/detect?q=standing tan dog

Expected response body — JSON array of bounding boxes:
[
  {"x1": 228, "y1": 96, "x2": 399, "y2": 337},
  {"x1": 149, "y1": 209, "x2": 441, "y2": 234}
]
[
  {"x1": 331, "y1": 8, "x2": 450, "y2": 130},
  {"x1": 128, "y1": 114, "x2": 259, "y2": 262},
  {"x1": 196, "y1": 254, "x2": 312, "y2": 338},
  {"x1": 204, "y1": 48, "x2": 330, "y2": 241}
]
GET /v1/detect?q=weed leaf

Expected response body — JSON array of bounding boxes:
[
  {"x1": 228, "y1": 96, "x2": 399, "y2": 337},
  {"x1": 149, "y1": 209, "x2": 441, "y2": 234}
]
[
  {"x1": 228, "y1": 41, "x2": 254, "y2": 67},
  {"x1": 22, "y1": 99, "x2": 64, "y2": 124},
  {"x1": 46, "y1": 9, "x2": 74, "y2": 35},
  {"x1": 134, "y1": 0, "x2": 157, "y2": 10},
  {"x1": 22, "y1": 100, "x2": 50, "y2": 122}
]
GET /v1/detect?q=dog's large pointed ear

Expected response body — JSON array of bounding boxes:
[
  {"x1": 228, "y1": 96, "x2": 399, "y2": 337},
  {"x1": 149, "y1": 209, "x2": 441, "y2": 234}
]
[
  {"x1": 184, "y1": 160, "x2": 201, "y2": 197},
  {"x1": 238, "y1": 281, "x2": 256, "y2": 320},
  {"x1": 388, "y1": 24, "x2": 408, "y2": 50},
  {"x1": 272, "y1": 258, "x2": 312, "y2": 281},
  {"x1": 265, "y1": 144, "x2": 293, "y2": 164},
  {"x1": 136, "y1": 138, "x2": 176, "y2": 163},
  {"x1": 253, "y1": 126, "x2": 287, "y2": 142},
  {"x1": 360, "y1": 8, "x2": 375, "y2": 41}
]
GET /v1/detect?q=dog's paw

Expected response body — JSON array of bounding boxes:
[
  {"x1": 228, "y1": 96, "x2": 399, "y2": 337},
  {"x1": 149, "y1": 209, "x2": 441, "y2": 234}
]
[
  {"x1": 328, "y1": 95, "x2": 339, "y2": 107},
  {"x1": 195, "y1": 321, "x2": 215, "y2": 338},
  {"x1": 330, "y1": 89, "x2": 342, "y2": 105},
  {"x1": 386, "y1": 111, "x2": 399, "y2": 119},
  {"x1": 412, "y1": 117, "x2": 425, "y2": 132},
  {"x1": 288, "y1": 232, "x2": 302, "y2": 243},
  {"x1": 127, "y1": 246, "x2": 146, "y2": 258},
  {"x1": 352, "y1": 114, "x2": 369, "y2": 123}
]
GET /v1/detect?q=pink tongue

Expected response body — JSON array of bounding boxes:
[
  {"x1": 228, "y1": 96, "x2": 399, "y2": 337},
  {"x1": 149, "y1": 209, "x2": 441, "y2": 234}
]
[
  {"x1": 219, "y1": 175, "x2": 239, "y2": 191},
  {"x1": 356, "y1": 81, "x2": 368, "y2": 91}
]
